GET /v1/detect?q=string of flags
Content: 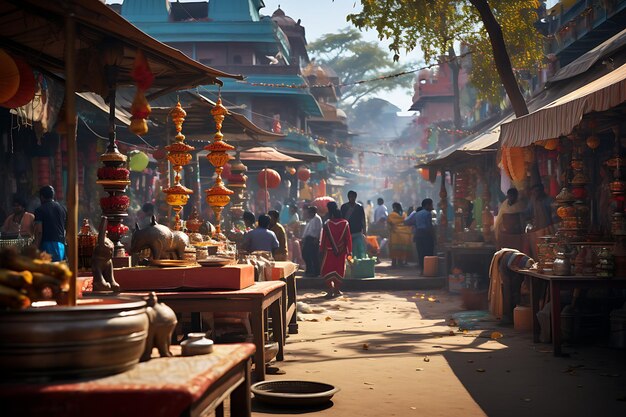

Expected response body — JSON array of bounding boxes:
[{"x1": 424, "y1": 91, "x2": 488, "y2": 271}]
[
  {"x1": 284, "y1": 128, "x2": 427, "y2": 162},
  {"x1": 239, "y1": 49, "x2": 476, "y2": 91}
]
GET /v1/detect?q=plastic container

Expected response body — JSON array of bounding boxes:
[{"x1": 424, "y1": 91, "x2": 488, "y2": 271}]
[
  {"x1": 423, "y1": 256, "x2": 438, "y2": 277},
  {"x1": 514, "y1": 305, "x2": 532, "y2": 331},
  {"x1": 448, "y1": 274, "x2": 465, "y2": 294},
  {"x1": 347, "y1": 258, "x2": 376, "y2": 278}
]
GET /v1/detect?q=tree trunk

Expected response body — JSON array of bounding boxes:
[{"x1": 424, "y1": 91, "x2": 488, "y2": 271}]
[
  {"x1": 469, "y1": 0, "x2": 529, "y2": 117},
  {"x1": 448, "y1": 47, "x2": 462, "y2": 130}
]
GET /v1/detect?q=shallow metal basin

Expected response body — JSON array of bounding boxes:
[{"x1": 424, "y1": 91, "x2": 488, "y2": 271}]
[{"x1": 0, "y1": 296, "x2": 148, "y2": 382}]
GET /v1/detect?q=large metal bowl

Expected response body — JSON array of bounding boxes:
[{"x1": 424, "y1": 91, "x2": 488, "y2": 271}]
[{"x1": 0, "y1": 296, "x2": 149, "y2": 382}]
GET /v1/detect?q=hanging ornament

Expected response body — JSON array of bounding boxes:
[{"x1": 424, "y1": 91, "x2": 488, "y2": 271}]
[
  {"x1": 543, "y1": 138, "x2": 559, "y2": 151},
  {"x1": 128, "y1": 150, "x2": 149, "y2": 172},
  {"x1": 204, "y1": 97, "x2": 234, "y2": 238},
  {"x1": 257, "y1": 168, "x2": 281, "y2": 189},
  {"x1": 286, "y1": 166, "x2": 296, "y2": 175},
  {"x1": 129, "y1": 50, "x2": 153, "y2": 136},
  {"x1": 0, "y1": 57, "x2": 35, "y2": 109},
  {"x1": 586, "y1": 135, "x2": 600, "y2": 150},
  {"x1": 0, "y1": 50, "x2": 20, "y2": 103},
  {"x1": 163, "y1": 101, "x2": 194, "y2": 230},
  {"x1": 297, "y1": 166, "x2": 311, "y2": 182}
]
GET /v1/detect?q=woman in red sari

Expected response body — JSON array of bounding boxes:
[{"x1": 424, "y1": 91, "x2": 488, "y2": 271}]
[{"x1": 320, "y1": 204, "x2": 352, "y2": 298}]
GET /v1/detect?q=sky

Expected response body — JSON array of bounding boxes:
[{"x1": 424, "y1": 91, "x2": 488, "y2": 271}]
[
  {"x1": 260, "y1": 0, "x2": 422, "y2": 112},
  {"x1": 108, "y1": 0, "x2": 422, "y2": 112}
]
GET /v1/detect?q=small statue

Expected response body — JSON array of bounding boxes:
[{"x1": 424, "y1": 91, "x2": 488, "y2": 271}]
[
  {"x1": 130, "y1": 215, "x2": 189, "y2": 260},
  {"x1": 141, "y1": 292, "x2": 178, "y2": 361},
  {"x1": 91, "y1": 216, "x2": 120, "y2": 292}
]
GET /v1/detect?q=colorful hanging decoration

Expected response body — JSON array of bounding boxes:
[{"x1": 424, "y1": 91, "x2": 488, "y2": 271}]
[
  {"x1": 586, "y1": 135, "x2": 600, "y2": 150},
  {"x1": 162, "y1": 101, "x2": 194, "y2": 231},
  {"x1": 297, "y1": 166, "x2": 311, "y2": 182},
  {"x1": 128, "y1": 150, "x2": 149, "y2": 172},
  {"x1": 204, "y1": 98, "x2": 234, "y2": 238},
  {"x1": 129, "y1": 50, "x2": 153, "y2": 135},
  {"x1": 257, "y1": 169, "x2": 281, "y2": 189},
  {"x1": 543, "y1": 138, "x2": 559, "y2": 151},
  {"x1": 227, "y1": 154, "x2": 248, "y2": 221},
  {"x1": 0, "y1": 56, "x2": 35, "y2": 109},
  {"x1": 0, "y1": 50, "x2": 20, "y2": 103}
]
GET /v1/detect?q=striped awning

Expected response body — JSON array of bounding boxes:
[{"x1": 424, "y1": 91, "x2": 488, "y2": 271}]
[{"x1": 500, "y1": 63, "x2": 626, "y2": 147}]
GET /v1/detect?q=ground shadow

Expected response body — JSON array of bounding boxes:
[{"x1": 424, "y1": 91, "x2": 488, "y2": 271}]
[{"x1": 252, "y1": 398, "x2": 335, "y2": 414}]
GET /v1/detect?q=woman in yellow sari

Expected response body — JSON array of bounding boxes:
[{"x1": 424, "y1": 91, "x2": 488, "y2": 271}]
[{"x1": 387, "y1": 202, "x2": 414, "y2": 267}]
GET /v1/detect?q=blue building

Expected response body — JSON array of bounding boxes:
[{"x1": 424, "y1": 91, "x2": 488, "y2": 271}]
[{"x1": 115, "y1": 0, "x2": 322, "y2": 134}]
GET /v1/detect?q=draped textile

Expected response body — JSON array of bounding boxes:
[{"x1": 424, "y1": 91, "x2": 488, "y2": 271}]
[{"x1": 320, "y1": 219, "x2": 352, "y2": 285}]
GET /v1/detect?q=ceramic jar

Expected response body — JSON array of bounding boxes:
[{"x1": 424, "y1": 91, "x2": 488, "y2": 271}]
[{"x1": 181, "y1": 332, "x2": 214, "y2": 356}]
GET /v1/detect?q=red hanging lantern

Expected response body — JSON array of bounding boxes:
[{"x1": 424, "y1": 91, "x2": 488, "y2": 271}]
[
  {"x1": 0, "y1": 50, "x2": 20, "y2": 103},
  {"x1": 152, "y1": 147, "x2": 167, "y2": 161},
  {"x1": 297, "y1": 167, "x2": 311, "y2": 182},
  {"x1": 420, "y1": 168, "x2": 430, "y2": 181},
  {"x1": 257, "y1": 168, "x2": 281, "y2": 189},
  {"x1": 0, "y1": 57, "x2": 35, "y2": 109}
]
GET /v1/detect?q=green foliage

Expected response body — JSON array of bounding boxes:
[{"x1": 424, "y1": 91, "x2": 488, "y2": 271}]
[
  {"x1": 308, "y1": 28, "x2": 414, "y2": 110},
  {"x1": 348, "y1": 0, "x2": 544, "y2": 106}
]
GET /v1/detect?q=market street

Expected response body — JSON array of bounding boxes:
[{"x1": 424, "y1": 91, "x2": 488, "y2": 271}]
[{"x1": 255, "y1": 280, "x2": 626, "y2": 416}]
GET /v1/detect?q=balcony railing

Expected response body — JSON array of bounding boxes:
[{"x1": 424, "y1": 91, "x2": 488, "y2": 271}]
[
  {"x1": 543, "y1": 0, "x2": 626, "y2": 56},
  {"x1": 210, "y1": 64, "x2": 301, "y2": 76}
]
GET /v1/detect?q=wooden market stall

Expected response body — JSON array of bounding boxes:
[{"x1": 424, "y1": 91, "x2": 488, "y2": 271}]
[
  {"x1": 495, "y1": 41, "x2": 626, "y2": 356},
  {"x1": 0, "y1": 0, "x2": 242, "y2": 295}
]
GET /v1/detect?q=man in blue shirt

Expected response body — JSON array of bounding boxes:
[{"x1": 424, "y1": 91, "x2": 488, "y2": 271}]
[
  {"x1": 404, "y1": 198, "x2": 435, "y2": 271},
  {"x1": 241, "y1": 214, "x2": 279, "y2": 254},
  {"x1": 34, "y1": 185, "x2": 67, "y2": 262}
]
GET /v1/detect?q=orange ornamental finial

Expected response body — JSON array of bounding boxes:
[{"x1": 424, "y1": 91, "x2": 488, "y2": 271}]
[{"x1": 170, "y1": 101, "x2": 187, "y2": 134}]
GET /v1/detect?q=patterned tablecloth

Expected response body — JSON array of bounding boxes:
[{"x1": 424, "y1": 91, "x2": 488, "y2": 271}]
[{"x1": 1, "y1": 343, "x2": 255, "y2": 417}]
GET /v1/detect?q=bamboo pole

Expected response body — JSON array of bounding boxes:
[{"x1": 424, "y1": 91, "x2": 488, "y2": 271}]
[{"x1": 64, "y1": 8, "x2": 77, "y2": 306}]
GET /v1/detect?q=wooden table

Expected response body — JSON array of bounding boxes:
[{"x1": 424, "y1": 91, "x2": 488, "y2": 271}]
[
  {"x1": 518, "y1": 269, "x2": 626, "y2": 356},
  {"x1": 271, "y1": 261, "x2": 299, "y2": 335},
  {"x1": 0, "y1": 343, "x2": 255, "y2": 417},
  {"x1": 123, "y1": 281, "x2": 285, "y2": 381}
]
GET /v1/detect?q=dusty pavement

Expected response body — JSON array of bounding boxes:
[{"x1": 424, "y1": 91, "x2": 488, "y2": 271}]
[{"x1": 253, "y1": 287, "x2": 626, "y2": 417}]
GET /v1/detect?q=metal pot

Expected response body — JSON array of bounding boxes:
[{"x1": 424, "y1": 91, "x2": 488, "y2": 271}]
[
  {"x1": 0, "y1": 296, "x2": 148, "y2": 382},
  {"x1": 553, "y1": 251, "x2": 572, "y2": 276}
]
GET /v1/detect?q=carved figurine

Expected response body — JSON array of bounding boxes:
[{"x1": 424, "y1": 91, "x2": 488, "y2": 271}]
[
  {"x1": 141, "y1": 292, "x2": 178, "y2": 361},
  {"x1": 130, "y1": 215, "x2": 189, "y2": 260},
  {"x1": 91, "y1": 216, "x2": 120, "y2": 292}
]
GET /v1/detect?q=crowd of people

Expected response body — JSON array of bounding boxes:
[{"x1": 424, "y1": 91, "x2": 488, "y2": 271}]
[{"x1": 237, "y1": 191, "x2": 439, "y2": 298}]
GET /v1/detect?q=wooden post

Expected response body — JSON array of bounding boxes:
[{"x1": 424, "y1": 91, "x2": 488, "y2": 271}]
[
  {"x1": 64, "y1": 10, "x2": 77, "y2": 306},
  {"x1": 438, "y1": 168, "x2": 448, "y2": 245}
]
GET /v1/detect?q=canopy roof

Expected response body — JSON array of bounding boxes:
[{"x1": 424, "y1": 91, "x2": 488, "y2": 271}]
[
  {"x1": 238, "y1": 147, "x2": 302, "y2": 165},
  {"x1": 0, "y1": 0, "x2": 243, "y2": 99},
  {"x1": 549, "y1": 28, "x2": 626, "y2": 83},
  {"x1": 501, "y1": 62, "x2": 626, "y2": 147}
]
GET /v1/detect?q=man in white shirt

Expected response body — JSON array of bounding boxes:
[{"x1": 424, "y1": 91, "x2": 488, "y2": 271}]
[
  {"x1": 302, "y1": 206, "x2": 322, "y2": 277},
  {"x1": 374, "y1": 198, "x2": 388, "y2": 224}
]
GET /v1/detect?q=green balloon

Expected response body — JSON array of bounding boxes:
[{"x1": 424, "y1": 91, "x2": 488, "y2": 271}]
[{"x1": 129, "y1": 150, "x2": 149, "y2": 172}]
